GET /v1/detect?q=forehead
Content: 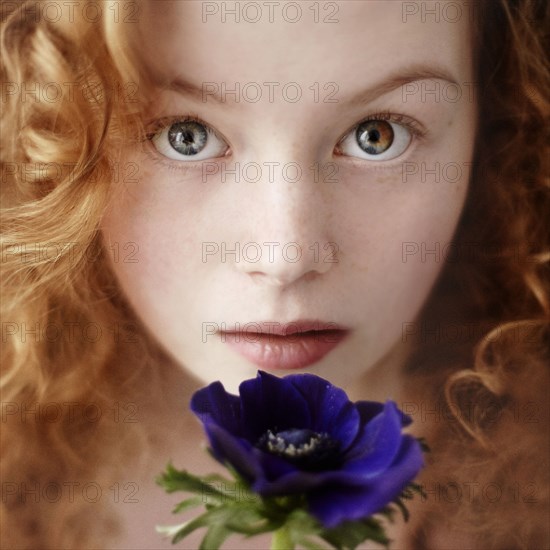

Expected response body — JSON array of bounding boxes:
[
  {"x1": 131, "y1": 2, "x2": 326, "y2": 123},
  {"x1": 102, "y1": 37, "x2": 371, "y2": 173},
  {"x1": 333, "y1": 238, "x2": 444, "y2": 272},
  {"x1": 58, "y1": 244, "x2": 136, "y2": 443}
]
[{"x1": 133, "y1": 1, "x2": 474, "y2": 89}]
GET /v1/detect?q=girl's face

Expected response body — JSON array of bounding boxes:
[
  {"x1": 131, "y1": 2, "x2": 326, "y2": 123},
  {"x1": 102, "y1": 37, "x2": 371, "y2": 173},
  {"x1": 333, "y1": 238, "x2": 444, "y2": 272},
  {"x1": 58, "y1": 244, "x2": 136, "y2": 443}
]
[{"x1": 101, "y1": 1, "x2": 476, "y2": 392}]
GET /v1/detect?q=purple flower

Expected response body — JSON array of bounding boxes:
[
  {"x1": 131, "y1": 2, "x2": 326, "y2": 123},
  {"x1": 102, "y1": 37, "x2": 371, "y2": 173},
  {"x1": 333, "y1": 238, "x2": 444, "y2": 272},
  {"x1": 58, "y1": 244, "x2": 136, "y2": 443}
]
[{"x1": 191, "y1": 371, "x2": 424, "y2": 528}]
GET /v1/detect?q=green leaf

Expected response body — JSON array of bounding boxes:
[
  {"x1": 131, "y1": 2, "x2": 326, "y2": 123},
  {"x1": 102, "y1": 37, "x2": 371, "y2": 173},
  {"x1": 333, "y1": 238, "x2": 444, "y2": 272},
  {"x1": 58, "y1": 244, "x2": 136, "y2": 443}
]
[
  {"x1": 294, "y1": 535, "x2": 334, "y2": 550},
  {"x1": 224, "y1": 506, "x2": 274, "y2": 536},
  {"x1": 270, "y1": 524, "x2": 295, "y2": 550},
  {"x1": 278, "y1": 510, "x2": 329, "y2": 550},
  {"x1": 170, "y1": 512, "x2": 211, "y2": 544},
  {"x1": 174, "y1": 501, "x2": 272, "y2": 545},
  {"x1": 199, "y1": 524, "x2": 231, "y2": 550},
  {"x1": 156, "y1": 462, "x2": 233, "y2": 503},
  {"x1": 392, "y1": 498, "x2": 410, "y2": 522},
  {"x1": 409, "y1": 482, "x2": 427, "y2": 500},
  {"x1": 320, "y1": 517, "x2": 390, "y2": 550},
  {"x1": 172, "y1": 496, "x2": 204, "y2": 514},
  {"x1": 167, "y1": 504, "x2": 234, "y2": 544},
  {"x1": 285, "y1": 509, "x2": 322, "y2": 535}
]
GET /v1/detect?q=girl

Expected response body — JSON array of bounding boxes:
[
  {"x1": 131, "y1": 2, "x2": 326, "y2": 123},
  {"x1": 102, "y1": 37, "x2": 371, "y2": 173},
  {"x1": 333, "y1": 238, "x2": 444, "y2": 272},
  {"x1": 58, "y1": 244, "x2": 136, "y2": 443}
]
[{"x1": 1, "y1": 0, "x2": 548, "y2": 548}]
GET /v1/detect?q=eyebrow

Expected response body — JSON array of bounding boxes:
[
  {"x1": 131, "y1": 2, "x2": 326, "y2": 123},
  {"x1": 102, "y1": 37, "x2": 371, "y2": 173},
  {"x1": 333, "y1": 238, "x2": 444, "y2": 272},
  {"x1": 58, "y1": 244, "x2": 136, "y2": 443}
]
[
  {"x1": 151, "y1": 64, "x2": 459, "y2": 106},
  {"x1": 345, "y1": 65, "x2": 460, "y2": 106}
]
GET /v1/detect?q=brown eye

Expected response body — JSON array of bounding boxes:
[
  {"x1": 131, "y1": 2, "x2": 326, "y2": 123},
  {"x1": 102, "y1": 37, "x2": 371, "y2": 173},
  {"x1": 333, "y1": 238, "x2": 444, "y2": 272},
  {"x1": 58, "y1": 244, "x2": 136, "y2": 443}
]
[
  {"x1": 356, "y1": 120, "x2": 394, "y2": 155},
  {"x1": 336, "y1": 118, "x2": 413, "y2": 162}
]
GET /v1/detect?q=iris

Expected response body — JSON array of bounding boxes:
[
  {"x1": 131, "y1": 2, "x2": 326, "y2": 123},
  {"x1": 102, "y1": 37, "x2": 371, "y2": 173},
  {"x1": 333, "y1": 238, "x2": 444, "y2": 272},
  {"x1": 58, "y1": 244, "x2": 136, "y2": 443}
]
[
  {"x1": 356, "y1": 120, "x2": 394, "y2": 155},
  {"x1": 191, "y1": 370, "x2": 424, "y2": 527},
  {"x1": 168, "y1": 120, "x2": 207, "y2": 155}
]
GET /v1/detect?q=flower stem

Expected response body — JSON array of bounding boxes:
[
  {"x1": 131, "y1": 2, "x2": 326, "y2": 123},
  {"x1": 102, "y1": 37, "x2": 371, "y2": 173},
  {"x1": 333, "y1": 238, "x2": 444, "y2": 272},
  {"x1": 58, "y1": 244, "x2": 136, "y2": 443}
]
[{"x1": 271, "y1": 524, "x2": 295, "y2": 550}]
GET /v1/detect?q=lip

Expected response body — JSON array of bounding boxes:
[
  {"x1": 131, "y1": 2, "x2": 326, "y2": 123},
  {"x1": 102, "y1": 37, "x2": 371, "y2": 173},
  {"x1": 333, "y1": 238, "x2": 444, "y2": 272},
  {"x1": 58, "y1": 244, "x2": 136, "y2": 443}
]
[{"x1": 219, "y1": 320, "x2": 350, "y2": 370}]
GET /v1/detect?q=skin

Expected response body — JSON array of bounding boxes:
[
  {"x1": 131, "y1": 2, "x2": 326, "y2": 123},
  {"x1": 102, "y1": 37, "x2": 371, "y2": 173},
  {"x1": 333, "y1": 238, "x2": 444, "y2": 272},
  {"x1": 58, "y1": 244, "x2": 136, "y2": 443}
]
[{"x1": 101, "y1": 0, "x2": 476, "y2": 399}]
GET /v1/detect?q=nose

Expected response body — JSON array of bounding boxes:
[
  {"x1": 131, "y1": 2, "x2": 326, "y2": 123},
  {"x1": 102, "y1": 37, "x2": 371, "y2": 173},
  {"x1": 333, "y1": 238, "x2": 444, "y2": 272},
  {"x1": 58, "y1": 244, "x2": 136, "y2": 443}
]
[{"x1": 233, "y1": 156, "x2": 337, "y2": 288}]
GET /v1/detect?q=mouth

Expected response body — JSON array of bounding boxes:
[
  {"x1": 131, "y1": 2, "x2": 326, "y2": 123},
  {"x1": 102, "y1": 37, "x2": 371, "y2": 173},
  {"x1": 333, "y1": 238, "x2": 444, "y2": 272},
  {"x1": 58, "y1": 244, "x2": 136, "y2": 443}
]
[{"x1": 218, "y1": 320, "x2": 350, "y2": 370}]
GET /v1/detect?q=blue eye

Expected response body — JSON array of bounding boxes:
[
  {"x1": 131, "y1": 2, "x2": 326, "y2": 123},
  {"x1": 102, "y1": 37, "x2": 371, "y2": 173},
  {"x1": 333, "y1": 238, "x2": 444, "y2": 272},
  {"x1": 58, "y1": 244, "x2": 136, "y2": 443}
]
[
  {"x1": 151, "y1": 119, "x2": 229, "y2": 161},
  {"x1": 336, "y1": 119, "x2": 413, "y2": 161}
]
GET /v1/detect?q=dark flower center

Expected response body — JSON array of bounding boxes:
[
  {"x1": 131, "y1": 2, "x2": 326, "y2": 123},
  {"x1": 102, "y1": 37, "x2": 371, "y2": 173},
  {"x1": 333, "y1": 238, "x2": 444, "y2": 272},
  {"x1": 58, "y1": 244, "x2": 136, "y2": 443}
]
[{"x1": 257, "y1": 428, "x2": 341, "y2": 470}]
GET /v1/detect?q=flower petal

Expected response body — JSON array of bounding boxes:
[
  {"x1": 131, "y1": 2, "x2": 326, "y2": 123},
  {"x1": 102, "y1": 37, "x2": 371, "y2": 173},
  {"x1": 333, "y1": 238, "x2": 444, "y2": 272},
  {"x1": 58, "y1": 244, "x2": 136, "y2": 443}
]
[
  {"x1": 353, "y1": 401, "x2": 412, "y2": 427},
  {"x1": 203, "y1": 423, "x2": 262, "y2": 482},
  {"x1": 308, "y1": 435, "x2": 424, "y2": 527},
  {"x1": 254, "y1": 462, "x2": 384, "y2": 496},
  {"x1": 238, "y1": 371, "x2": 311, "y2": 442},
  {"x1": 355, "y1": 401, "x2": 385, "y2": 422},
  {"x1": 190, "y1": 381, "x2": 242, "y2": 435},
  {"x1": 343, "y1": 401, "x2": 403, "y2": 475},
  {"x1": 252, "y1": 467, "x2": 360, "y2": 496},
  {"x1": 286, "y1": 373, "x2": 360, "y2": 451},
  {"x1": 252, "y1": 450, "x2": 299, "y2": 490}
]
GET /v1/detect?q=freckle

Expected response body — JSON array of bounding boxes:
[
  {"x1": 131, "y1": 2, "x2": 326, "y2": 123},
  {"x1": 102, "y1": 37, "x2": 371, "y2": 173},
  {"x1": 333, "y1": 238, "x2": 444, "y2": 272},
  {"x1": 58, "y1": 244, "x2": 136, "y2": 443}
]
[{"x1": 372, "y1": 175, "x2": 394, "y2": 185}]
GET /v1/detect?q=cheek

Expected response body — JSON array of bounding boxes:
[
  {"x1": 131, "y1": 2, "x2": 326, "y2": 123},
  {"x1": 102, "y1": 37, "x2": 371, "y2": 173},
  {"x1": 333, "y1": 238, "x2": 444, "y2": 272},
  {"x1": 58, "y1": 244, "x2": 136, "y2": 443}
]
[
  {"x1": 341, "y1": 109, "x2": 475, "y2": 320},
  {"x1": 99, "y1": 164, "x2": 199, "y2": 323},
  {"x1": 337, "y1": 164, "x2": 470, "y2": 346}
]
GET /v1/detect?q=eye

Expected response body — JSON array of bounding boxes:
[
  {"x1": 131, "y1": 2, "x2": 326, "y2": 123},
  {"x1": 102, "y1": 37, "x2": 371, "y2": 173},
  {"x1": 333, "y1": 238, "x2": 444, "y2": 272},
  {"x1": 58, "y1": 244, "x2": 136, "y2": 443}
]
[
  {"x1": 150, "y1": 119, "x2": 229, "y2": 161},
  {"x1": 336, "y1": 119, "x2": 413, "y2": 161}
]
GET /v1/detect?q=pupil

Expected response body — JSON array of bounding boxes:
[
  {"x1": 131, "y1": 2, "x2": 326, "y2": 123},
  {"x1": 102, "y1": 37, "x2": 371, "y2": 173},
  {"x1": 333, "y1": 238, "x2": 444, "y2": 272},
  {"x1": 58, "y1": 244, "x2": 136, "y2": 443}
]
[
  {"x1": 181, "y1": 131, "x2": 194, "y2": 144},
  {"x1": 168, "y1": 121, "x2": 208, "y2": 156},
  {"x1": 257, "y1": 428, "x2": 340, "y2": 471}
]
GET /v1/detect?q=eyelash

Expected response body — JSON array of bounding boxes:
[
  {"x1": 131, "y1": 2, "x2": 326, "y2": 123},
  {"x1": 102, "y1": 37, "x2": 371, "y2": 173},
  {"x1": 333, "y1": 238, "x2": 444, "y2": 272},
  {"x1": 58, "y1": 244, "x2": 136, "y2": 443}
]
[
  {"x1": 142, "y1": 111, "x2": 427, "y2": 168},
  {"x1": 342, "y1": 111, "x2": 426, "y2": 140},
  {"x1": 144, "y1": 113, "x2": 219, "y2": 141}
]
